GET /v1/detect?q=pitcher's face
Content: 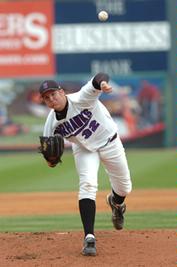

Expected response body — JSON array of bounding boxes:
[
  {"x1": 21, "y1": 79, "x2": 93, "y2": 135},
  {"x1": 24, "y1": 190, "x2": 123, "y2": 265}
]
[{"x1": 42, "y1": 89, "x2": 67, "y2": 111}]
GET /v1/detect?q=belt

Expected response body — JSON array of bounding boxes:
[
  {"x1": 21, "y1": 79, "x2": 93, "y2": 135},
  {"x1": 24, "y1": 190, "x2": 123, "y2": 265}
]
[{"x1": 109, "y1": 133, "x2": 117, "y2": 142}]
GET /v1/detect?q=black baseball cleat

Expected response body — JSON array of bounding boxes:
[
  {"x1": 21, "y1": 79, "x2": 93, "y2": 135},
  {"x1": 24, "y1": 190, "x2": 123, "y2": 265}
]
[
  {"x1": 107, "y1": 194, "x2": 126, "y2": 230},
  {"x1": 82, "y1": 234, "x2": 96, "y2": 256}
]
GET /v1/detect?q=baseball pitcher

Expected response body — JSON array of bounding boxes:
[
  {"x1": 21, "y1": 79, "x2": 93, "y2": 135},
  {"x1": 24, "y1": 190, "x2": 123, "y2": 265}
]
[{"x1": 39, "y1": 73, "x2": 132, "y2": 256}]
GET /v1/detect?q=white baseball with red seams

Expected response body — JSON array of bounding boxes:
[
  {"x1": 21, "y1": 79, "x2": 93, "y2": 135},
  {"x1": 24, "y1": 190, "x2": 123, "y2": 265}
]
[{"x1": 43, "y1": 77, "x2": 132, "y2": 200}]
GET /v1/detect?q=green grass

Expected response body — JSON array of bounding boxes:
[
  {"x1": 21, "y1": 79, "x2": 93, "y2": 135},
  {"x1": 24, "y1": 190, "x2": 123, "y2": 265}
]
[
  {"x1": 0, "y1": 149, "x2": 175, "y2": 232},
  {"x1": 1, "y1": 115, "x2": 44, "y2": 145},
  {"x1": 126, "y1": 148, "x2": 176, "y2": 188},
  {"x1": 0, "y1": 149, "x2": 175, "y2": 192},
  {"x1": 0, "y1": 211, "x2": 175, "y2": 232},
  {"x1": 0, "y1": 151, "x2": 78, "y2": 192}
]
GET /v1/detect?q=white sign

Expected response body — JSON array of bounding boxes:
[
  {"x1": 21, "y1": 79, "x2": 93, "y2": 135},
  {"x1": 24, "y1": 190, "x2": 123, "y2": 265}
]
[{"x1": 53, "y1": 22, "x2": 170, "y2": 53}]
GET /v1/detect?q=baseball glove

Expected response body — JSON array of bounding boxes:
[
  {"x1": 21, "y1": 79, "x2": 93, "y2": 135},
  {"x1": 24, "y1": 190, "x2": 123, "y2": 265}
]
[{"x1": 39, "y1": 134, "x2": 64, "y2": 167}]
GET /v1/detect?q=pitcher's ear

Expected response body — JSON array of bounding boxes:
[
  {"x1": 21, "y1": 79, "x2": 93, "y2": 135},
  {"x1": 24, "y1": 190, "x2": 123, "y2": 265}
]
[{"x1": 39, "y1": 94, "x2": 44, "y2": 103}]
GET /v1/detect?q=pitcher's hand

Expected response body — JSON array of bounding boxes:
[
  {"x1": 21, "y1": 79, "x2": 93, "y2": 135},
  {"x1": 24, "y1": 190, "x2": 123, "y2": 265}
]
[{"x1": 100, "y1": 81, "x2": 112, "y2": 93}]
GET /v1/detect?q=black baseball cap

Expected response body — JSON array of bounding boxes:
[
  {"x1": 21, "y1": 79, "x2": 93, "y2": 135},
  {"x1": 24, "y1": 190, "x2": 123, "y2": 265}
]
[{"x1": 39, "y1": 80, "x2": 61, "y2": 96}]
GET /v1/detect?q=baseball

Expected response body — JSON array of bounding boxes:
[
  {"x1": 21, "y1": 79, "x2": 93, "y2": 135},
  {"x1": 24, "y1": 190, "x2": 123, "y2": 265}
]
[{"x1": 98, "y1": 11, "x2": 109, "y2": 21}]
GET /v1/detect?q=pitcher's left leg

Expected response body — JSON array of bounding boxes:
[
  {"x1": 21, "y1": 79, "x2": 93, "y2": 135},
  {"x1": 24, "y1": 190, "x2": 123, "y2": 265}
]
[
  {"x1": 100, "y1": 137, "x2": 132, "y2": 196},
  {"x1": 99, "y1": 137, "x2": 132, "y2": 229}
]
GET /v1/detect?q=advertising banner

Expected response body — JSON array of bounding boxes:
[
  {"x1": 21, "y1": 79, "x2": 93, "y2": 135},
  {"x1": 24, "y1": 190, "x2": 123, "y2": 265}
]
[
  {"x1": 0, "y1": 0, "x2": 54, "y2": 77},
  {"x1": 54, "y1": 0, "x2": 169, "y2": 75}
]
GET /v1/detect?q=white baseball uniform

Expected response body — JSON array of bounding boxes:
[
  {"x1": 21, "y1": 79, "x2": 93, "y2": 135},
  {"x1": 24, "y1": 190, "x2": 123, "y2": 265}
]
[{"x1": 43, "y1": 78, "x2": 132, "y2": 200}]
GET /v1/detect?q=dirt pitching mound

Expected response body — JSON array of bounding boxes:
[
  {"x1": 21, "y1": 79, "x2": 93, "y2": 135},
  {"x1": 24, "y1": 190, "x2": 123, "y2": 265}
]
[
  {"x1": 0, "y1": 230, "x2": 175, "y2": 267},
  {"x1": 0, "y1": 189, "x2": 175, "y2": 266}
]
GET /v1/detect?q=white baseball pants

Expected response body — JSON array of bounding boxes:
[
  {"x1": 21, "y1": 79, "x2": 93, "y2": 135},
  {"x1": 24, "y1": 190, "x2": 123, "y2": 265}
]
[{"x1": 72, "y1": 136, "x2": 132, "y2": 200}]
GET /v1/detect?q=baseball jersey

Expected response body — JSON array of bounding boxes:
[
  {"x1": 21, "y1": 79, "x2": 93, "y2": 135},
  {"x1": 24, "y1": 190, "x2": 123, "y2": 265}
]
[{"x1": 43, "y1": 78, "x2": 118, "y2": 152}]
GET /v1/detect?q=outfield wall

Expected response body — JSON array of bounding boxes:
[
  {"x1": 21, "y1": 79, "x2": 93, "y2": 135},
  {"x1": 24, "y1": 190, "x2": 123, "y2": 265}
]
[{"x1": 0, "y1": 0, "x2": 175, "y2": 148}]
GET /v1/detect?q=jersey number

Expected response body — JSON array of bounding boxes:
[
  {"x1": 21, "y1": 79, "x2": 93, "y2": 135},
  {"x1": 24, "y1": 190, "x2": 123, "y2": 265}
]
[{"x1": 82, "y1": 120, "x2": 100, "y2": 139}]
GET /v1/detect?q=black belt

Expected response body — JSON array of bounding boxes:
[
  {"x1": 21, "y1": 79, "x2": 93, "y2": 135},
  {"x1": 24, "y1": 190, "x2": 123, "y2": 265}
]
[{"x1": 109, "y1": 133, "x2": 117, "y2": 143}]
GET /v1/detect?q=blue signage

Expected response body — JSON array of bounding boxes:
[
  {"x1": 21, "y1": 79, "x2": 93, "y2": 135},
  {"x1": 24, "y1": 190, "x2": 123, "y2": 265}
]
[
  {"x1": 54, "y1": 0, "x2": 168, "y2": 74},
  {"x1": 55, "y1": 0, "x2": 166, "y2": 23},
  {"x1": 56, "y1": 52, "x2": 167, "y2": 74}
]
